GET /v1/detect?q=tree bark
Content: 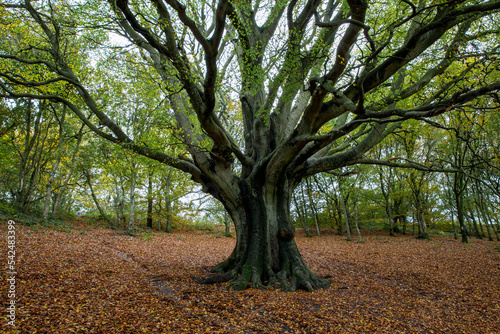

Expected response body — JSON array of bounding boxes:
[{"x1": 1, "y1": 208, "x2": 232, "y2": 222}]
[
  {"x1": 306, "y1": 178, "x2": 321, "y2": 237},
  {"x1": 43, "y1": 106, "x2": 67, "y2": 219},
  {"x1": 52, "y1": 124, "x2": 84, "y2": 216},
  {"x1": 451, "y1": 211, "x2": 458, "y2": 240},
  {"x1": 209, "y1": 178, "x2": 330, "y2": 292},
  {"x1": 339, "y1": 188, "x2": 352, "y2": 242},
  {"x1": 84, "y1": 170, "x2": 113, "y2": 226},
  {"x1": 164, "y1": 168, "x2": 173, "y2": 233},
  {"x1": 415, "y1": 196, "x2": 429, "y2": 239},
  {"x1": 128, "y1": 161, "x2": 137, "y2": 231},
  {"x1": 469, "y1": 209, "x2": 483, "y2": 239},
  {"x1": 353, "y1": 196, "x2": 363, "y2": 243},
  {"x1": 147, "y1": 170, "x2": 154, "y2": 229},
  {"x1": 223, "y1": 211, "x2": 232, "y2": 237},
  {"x1": 379, "y1": 168, "x2": 395, "y2": 236},
  {"x1": 293, "y1": 193, "x2": 310, "y2": 238},
  {"x1": 455, "y1": 183, "x2": 469, "y2": 243}
]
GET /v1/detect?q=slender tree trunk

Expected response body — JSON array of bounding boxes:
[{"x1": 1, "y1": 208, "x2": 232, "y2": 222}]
[
  {"x1": 469, "y1": 209, "x2": 483, "y2": 239},
  {"x1": 340, "y1": 195, "x2": 351, "y2": 241},
  {"x1": 306, "y1": 179, "x2": 321, "y2": 237},
  {"x1": 455, "y1": 189, "x2": 468, "y2": 243},
  {"x1": 353, "y1": 198, "x2": 363, "y2": 243},
  {"x1": 147, "y1": 170, "x2": 153, "y2": 229},
  {"x1": 112, "y1": 175, "x2": 127, "y2": 226},
  {"x1": 293, "y1": 194, "x2": 310, "y2": 237},
  {"x1": 52, "y1": 124, "x2": 84, "y2": 216},
  {"x1": 165, "y1": 199, "x2": 172, "y2": 233},
  {"x1": 164, "y1": 167, "x2": 173, "y2": 233},
  {"x1": 128, "y1": 162, "x2": 137, "y2": 231},
  {"x1": 84, "y1": 170, "x2": 113, "y2": 226},
  {"x1": 223, "y1": 211, "x2": 232, "y2": 237},
  {"x1": 453, "y1": 169, "x2": 469, "y2": 242},
  {"x1": 451, "y1": 211, "x2": 458, "y2": 240},
  {"x1": 476, "y1": 200, "x2": 493, "y2": 241},
  {"x1": 114, "y1": 179, "x2": 122, "y2": 224},
  {"x1": 335, "y1": 196, "x2": 343, "y2": 236},
  {"x1": 484, "y1": 204, "x2": 500, "y2": 241},
  {"x1": 15, "y1": 101, "x2": 44, "y2": 213},
  {"x1": 43, "y1": 107, "x2": 67, "y2": 219},
  {"x1": 415, "y1": 196, "x2": 429, "y2": 239},
  {"x1": 379, "y1": 169, "x2": 395, "y2": 236},
  {"x1": 386, "y1": 201, "x2": 395, "y2": 236}
]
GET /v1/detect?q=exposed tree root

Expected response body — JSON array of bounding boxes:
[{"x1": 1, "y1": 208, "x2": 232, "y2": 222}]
[{"x1": 205, "y1": 257, "x2": 331, "y2": 292}]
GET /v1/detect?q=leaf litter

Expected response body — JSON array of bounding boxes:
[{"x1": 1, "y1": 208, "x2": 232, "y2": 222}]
[{"x1": 1, "y1": 224, "x2": 499, "y2": 333}]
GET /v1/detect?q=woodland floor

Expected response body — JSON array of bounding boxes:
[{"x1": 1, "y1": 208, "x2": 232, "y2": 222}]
[{"x1": 1, "y1": 220, "x2": 500, "y2": 334}]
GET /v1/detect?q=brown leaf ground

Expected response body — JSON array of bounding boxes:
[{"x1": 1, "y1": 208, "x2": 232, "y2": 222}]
[{"x1": 1, "y1": 222, "x2": 499, "y2": 333}]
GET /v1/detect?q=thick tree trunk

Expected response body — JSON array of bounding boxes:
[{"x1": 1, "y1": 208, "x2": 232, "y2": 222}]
[{"x1": 209, "y1": 178, "x2": 330, "y2": 292}]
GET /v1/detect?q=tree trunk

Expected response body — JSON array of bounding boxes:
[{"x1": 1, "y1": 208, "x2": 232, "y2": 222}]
[
  {"x1": 305, "y1": 179, "x2": 321, "y2": 237},
  {"x1": 483, "y1": 204, "x2": 500, "y2": 241},
  {"x1": 456, "y1": 191, "x2": 468, "y2": 243},
  {"x1": 165, "y1": 199, "x2": 173, "y2": 233},
  {"x1": 451, "y1": 211, "x2": 458, "y2": 240},
  {"x1": 223, "y1": 211, "x2": 232, "y2": 237},
  {"x1": 113, "y1": 175, "x2": 126, "y2": 226},
  {"x1": 84, "y1": 170, "x2": 113, "y2": 226},
  {"x1": 147, "y1": 170, "x2": 153, "y2": 229},
  {"x1": 209, "y1": 178, "x2": 330, "y2": 292},
  {"x1": 293, "y1": 194, "x2": 310, "y2": 237},
  {"x1": 378, "y1": 169, "x2": 395, "y2": 236},
  {"x1": 453, "y1": 171, "x2": 468, "y2": 243},
  {"x1": 335, "y1": 196, "x2": 343, "y2": 236},
  {"x1": 128, "y1": 162, "x2": 137, "y2": 231},
  {"x1": 52, "y1": 124, "x2": 84, "y2": 216},
  {"x1": 353, "y1": 198, "x2": 363, "y2": 243},
  {"x1": 164, "y1": 168, "x2": 173, "y2": 233},
  {"x1": 415, "y1": 196, "x2": 429, "y2": 239},
  {"x1": 469, "y1": 210, "x2": 483, "y2": 239},
  {"x1": 43, "y1": 106, "x2": 67, "y2": 219},
  {"x1": 339, "y1": 193, "x2": 351, "y2": 242}
]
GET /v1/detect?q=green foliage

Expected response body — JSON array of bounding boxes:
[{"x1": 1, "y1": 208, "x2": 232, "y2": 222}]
[{"x1": 0, "y1": 202, "x2": 16, "y2": 215}]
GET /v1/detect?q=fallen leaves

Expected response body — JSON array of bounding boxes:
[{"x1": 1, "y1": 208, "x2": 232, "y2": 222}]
[{"x1": 1, "y1": 224, "x2": 499, "y2": 333}]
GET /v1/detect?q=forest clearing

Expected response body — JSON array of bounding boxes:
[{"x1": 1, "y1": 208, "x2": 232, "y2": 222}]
[{"x1": 1, "y1": 221, "x2": 499, "y2": 333}]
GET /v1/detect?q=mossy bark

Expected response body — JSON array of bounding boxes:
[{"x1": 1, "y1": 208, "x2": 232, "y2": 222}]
[{"x1": 210, "y1": 178, "x2": 330, "y2": 292}]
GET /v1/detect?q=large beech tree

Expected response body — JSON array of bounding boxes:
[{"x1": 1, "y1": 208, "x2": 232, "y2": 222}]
[{"x1": 1, "y1": 0, "x2": 500, "y2": 291}]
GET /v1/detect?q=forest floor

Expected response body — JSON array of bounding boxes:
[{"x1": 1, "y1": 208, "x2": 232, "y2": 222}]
[{"x1": 1, "y1": 220, "x2": 500, "y2": 334}]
